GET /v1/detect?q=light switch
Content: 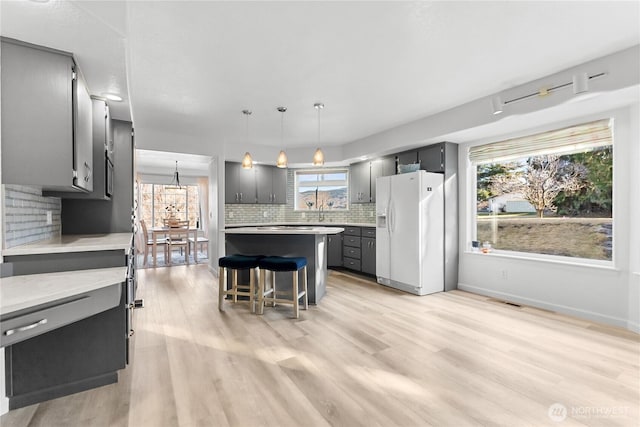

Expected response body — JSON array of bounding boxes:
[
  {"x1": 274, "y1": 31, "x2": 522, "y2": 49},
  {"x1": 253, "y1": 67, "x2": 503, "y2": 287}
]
[{"x1": 46, "y1": 211, "x2": 53, "y2": 225}]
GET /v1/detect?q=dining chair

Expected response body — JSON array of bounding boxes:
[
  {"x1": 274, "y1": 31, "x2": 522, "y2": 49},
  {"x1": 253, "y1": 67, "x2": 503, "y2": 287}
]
[
  {"x1": 140, "y1": 219, "x2": 168, "y2": 266},
  {"x1": 167, "y1": 223, "x2": 190, "y2": 265}
]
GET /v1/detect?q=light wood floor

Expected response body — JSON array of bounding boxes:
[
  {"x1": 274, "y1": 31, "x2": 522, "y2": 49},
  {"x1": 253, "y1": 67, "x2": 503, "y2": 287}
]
[{"x1": 2, "y1": 265, "x2": 639, "y2": 427}]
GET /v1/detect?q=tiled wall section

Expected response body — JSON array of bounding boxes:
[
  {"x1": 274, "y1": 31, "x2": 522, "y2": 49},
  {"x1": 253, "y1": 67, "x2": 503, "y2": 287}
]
[
  {"x1": 225, "y1": 169, "x2": 376, "y2": 225},
  {"x1": 3, "y1": 185, "x2": 61, "y2": 249}
]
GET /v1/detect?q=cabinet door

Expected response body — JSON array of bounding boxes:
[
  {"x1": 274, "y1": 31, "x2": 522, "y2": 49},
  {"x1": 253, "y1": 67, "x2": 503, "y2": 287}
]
[
  {"x1": 272, "y1": 167, "x2": 287, "y2": 204},
  {"x1": 1, "y1": 39, "x2": 74, "y2": 189},
  {"x1": 255, "y1": 165, "x2": 273, "y2": 204},
  {"x1": 224, "y1": 162, "x2": 239, "y2": 203},
  {"x1": 73, "y1": 69, "x2": 93, "y2": 191},
  {"x1": 350, "y1": 162, "x2": 370, "y2": 203},
  {"x1": 418, "y1": 143, "x2": 444, "y2": 173},
  {"x1": 327, "y1": 233, "x2": 343, "y2": 267},
  {"x1": 237, "y1": 166, "x2": 256, "y2": 204},
  {"x1": 370, "y1": 157, "x2": 395, "y2": 203},
  {"x1": 361, "y1": 237, "x2": 376, "y2": 275},
  {"x1": 396, "y1": 150, "x2": 418, "y2": 169}
]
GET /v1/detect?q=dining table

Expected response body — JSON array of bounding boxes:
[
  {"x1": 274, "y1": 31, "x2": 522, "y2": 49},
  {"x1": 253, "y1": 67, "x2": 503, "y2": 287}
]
[{"x1": 150, "y1": 226, "x2": 200, "y2": 267}]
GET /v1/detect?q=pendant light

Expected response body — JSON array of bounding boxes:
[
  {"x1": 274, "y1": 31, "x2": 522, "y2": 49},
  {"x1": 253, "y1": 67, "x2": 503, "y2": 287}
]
[
  {"x1": 166, "y1": 161, "x2": 183, "y2": 190},
  {"x1": 241, "y1": 109, "x2": 253, "y2": 169},
  {"x1": 313, "y1": 102, "x2": 325, "y2": 166},
  {"x1": 276, "y1": 106, "x2": 288, "y2": 168}
]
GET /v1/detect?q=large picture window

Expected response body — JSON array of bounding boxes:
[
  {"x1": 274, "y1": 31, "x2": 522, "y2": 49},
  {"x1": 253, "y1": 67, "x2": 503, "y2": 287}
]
[
  {"x1": 294, "y1": 169, "x2": 349, "y2": 211},
  {"x1": 471, "y1": 119, "x2": 613, "y2": 261},
  {"x1": 140, "y1": 184, "x2": 201, "y2": 228}
]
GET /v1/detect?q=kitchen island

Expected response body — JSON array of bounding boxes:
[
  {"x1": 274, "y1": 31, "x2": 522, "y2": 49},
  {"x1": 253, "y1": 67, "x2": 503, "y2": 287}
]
[{"x1": 224, "y1": 226, "x2": 344, "y2": 304}]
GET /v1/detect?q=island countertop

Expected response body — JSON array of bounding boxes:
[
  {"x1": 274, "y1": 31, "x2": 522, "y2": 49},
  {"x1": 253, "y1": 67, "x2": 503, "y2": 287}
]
[
  {"x1": 2, "y1": 233, "x2": 133, "y2": 256},
  {"x1": 224, "y1": 226, "x2": 344, "y2": 235}
]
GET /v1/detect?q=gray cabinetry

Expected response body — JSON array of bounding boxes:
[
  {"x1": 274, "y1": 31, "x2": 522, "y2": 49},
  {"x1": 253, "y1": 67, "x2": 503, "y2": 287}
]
[
  {"x1": 327, "y1": 233, "x2": 343, "y2": 267},
  {"x1": 225, "y1": 162, "x2": 256, "y2": 204},
  {"x1": 61, "y1": 120, "x2": 134, "y2": 234},
  {"x1": 1, "y1": 38, "x2": 93, "y2": 192},
  {"x1": 343, "y1": 227, "x2": 362, "y2": 270},
  {"x1": 350, "y1": 161, "x2": 371, "y2": 203},
  {"x1": 2, "y1": 246, "x2": 131, "y2": 410},
  {"x1": 361, "y1": 227, "x2": 376, "y2": 275},
  {"x1": 351, "y1": 157, "x2": 395, "y2": 203},
  {"x1": 418, "y1": 143, "x2": 445, "y2": 173},
  {"x1": 47, "y1": 98, "x2": 112, "y2": 199},
  {"x1": 396, "y1": 150, "x2": 418, "y2": 169},
  {"x1": 256, "y1": 165, "x2": 287, "y2": 204},
  {"x1": 370, "y1": 157, "x2": 395, "y2": 203}
]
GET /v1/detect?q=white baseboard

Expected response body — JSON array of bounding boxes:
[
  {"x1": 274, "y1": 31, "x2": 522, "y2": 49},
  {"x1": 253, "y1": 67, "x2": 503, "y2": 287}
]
[{"x1": 457, "y1": 282, "x2": 633, "y2": 331}]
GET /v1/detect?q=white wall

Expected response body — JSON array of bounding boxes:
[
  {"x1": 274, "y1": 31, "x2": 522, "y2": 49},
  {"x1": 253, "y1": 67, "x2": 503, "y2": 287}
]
[
  {"x1": 457, "y1": 107, "x2": 639, "y2": 330},
  {"x1": 627, "y1": 103, "x2": 640, "y2": 331}
]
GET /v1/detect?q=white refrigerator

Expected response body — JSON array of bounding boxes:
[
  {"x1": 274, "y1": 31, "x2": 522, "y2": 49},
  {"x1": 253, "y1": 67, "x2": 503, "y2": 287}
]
[{"x1": 376, "y1": 170, "x2": 444, "y2": 295}]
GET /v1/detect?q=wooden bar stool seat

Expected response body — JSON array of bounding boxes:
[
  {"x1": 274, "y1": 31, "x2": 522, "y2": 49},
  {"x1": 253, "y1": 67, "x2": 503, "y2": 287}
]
[
  {"x1": 257, "y1": 256, "x2": 308, "y2": 319},
  {"x1": 218, "y1": 254, "x2": 264, "y2": 313}
]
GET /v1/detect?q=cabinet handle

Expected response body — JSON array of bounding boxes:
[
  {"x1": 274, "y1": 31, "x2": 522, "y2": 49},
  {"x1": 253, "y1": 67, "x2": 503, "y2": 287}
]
[
  {"x1": 84, "y1": 161, "x2": 92, "y2": 182},
  {"x1": 4, "y1": 318, "x2": 48, "y2": 336},
  {"x1": 239, "y1": 192, "x2": 243, "y2": 202}
]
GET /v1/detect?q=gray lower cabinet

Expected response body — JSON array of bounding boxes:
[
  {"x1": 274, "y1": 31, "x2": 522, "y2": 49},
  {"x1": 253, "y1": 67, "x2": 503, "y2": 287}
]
[
  {"x1": 1, "y1": 37, "x2": 93, "y2": 192},
  {"x1": 2, "y1": 248, "x2": 131, "y2": 410},
  {"x1": 340, "y1": 226, "x2": 376, "y2": 275},
  {"x1": 327, "y1": 233, "x2": 343, "y2": 267},
  {"x1": 343, "y1": 227, "x2": 362, "y2": 271},
  {"x1": 256, "y1": 165, "x2": 287, "y2": 204},
  {"x1": 225, "y1": 162, "x2": 257, "y2": 204},
  {"x1": 361, "y1": 237, "x2": 376, "y2": 275},
  {"x1": 3, "y1": 283, "x2": 126, "y2": 410}
]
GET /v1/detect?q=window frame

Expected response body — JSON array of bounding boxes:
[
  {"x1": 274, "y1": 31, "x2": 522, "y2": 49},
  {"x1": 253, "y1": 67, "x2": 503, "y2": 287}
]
[
  {"x1": 141, "y1": 183, "x2": 202, "y2": 229},
  {"x1": 293, "y1": 168, "x2": 350, "y2": 211},
  {"x1": 468, "y1": 117, "x2": 615, "y2": 266}
]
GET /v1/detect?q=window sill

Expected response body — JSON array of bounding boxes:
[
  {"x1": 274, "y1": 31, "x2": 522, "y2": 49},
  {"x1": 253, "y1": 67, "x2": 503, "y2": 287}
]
[{"x1": 463, "y1": 250, "x2": 617, "y2": 271}]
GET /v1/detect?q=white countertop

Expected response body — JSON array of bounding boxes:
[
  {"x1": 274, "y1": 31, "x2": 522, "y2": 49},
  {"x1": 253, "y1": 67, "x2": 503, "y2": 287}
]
[
  {"x1": 2, "y1": 233, "x2": 133, "y2": 256},
  {"x1": 226, "y1": 222, "x2": 376, "y2": 228},
  {"x1": 224, "y1": 226, "x2": 344, "y2": 235},
  {"x1": 0, "y1": 267, "x2": 127, "y2": 315}
]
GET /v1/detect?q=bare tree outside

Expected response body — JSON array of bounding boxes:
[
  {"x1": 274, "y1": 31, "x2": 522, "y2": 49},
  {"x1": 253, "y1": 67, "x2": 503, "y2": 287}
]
[{"x1": 490, "y1": 155, "x2": 584, "y2": 218}]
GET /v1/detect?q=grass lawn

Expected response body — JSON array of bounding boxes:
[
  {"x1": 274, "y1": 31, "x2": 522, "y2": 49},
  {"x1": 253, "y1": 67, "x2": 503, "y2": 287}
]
[{"x1": 476, "y1": 216, "x2": 612, "y2": 260}]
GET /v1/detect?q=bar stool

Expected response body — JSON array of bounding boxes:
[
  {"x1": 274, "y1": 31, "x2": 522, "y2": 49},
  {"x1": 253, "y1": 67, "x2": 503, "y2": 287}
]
[
  {"x1": 257, "y1": 256, "x2": 308, "y2": 319},
  {"x1": 218, "y1": 254, "x2": 264, "y2": 313}
]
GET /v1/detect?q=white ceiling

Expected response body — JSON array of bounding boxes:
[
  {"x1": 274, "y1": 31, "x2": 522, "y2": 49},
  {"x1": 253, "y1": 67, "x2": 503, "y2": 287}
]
[{"x1": 1, "y1": 1, "x2": 639, "y2": 163}]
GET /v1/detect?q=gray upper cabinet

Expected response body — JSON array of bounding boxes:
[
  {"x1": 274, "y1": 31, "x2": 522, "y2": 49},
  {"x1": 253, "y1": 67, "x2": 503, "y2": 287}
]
[
  {"x1": 61, "y1": 120, "x2": 134, "y2": 234},
  {"x1": 73, "y1": 68, "x2": 93, "y2": 191},
  {"x1": 370, "y1": 156, "x2": 395, "y2": 203},
  {"x1": 350, "y1": 161, "x2": 371, "y2": 204},
  {"x1": 256, "y1": 165, "x2": 287, "y2": 204},
  {"x1": 418, "y1": 143, "x2": 444, "y2": 173},
  {"x1": 351, "y1": 157, "x2": 395, "y2": 204},
  {"x1": 396, "y1": 150, "x2": 418, "y2": 169},
  {"x1": 1, "y1": 38, "x2": 93, "y2": 192},
  {"x1": 48, "y1": 98, "x2": 111, "y2": 199},
  {"x1": 225, "y1": 162, "x2": 256, "y2": 204}
]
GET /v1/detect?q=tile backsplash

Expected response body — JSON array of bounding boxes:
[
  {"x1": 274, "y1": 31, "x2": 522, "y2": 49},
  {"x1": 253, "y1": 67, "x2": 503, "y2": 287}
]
[
  {"x1": 225, "y1": 169, "x2": 376, "y2": 225},
  {"x1": 225, "y1": 202, "x2": 376, "y2": 225},
  {"x1": 2, "y1": 185, "x2": 61, "y2": 249}
]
